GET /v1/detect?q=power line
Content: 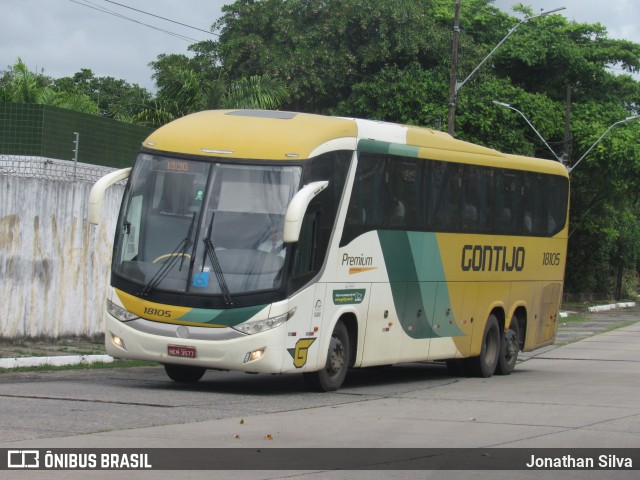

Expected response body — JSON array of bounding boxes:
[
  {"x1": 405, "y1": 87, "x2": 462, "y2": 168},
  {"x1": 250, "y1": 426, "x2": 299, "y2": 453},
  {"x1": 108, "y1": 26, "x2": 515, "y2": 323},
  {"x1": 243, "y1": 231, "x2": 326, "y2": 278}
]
[
  {"x1": 100, "y1": 0, "x2": 217, "y2": 37},
  {"x1": 68, "y1": 0, "x2": 200, "y2": 43}
]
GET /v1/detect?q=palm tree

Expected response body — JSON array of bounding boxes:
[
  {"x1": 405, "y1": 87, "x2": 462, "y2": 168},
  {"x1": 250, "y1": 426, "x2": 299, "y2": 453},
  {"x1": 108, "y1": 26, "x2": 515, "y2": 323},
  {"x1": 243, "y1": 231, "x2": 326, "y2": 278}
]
[
  {"x1": 223, "y1": 74, "x2": 291, "y2": 110},
  {"x1": 137, "y1": 66, "x2": 291, "y2": 127},
  {"x1": 6, "y1": 58, "x2": 41, "y2": 103},
  {"x1": 3, "y1": 58, "x2": 98, "y2": 114}
]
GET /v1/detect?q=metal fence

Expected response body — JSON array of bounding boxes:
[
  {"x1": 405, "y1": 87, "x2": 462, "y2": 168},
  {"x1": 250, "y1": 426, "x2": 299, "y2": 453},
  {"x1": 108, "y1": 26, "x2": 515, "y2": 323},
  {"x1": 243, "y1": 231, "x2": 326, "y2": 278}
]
[
  {"x1": 0, "y1": 103, "x2": 152, "y2": 169},
  {"x1": 0, "y1": 155, "x2": 119, "y2": 184}
]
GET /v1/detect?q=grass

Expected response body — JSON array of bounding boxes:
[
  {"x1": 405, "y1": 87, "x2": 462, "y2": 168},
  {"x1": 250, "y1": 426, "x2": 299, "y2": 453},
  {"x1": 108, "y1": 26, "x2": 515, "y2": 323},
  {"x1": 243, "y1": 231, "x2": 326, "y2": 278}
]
[
  {"x1": 0, "y1": 359, "x2": 159, "y2": 375},
  {"x1": 559, "y1": 313, "x2": 590, "y2": 324}
]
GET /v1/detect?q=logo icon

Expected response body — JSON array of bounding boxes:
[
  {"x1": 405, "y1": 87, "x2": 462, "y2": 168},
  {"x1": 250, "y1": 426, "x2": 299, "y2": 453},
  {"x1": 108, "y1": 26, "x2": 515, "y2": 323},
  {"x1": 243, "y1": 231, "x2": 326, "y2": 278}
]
[
  {"x1": 8, "y1": 450, "x2": 39, "y2": 468},
  {"x1": 287, "y1": 338, "x2": 316, "y2": 368},
  {"x1": 192, "y1": 272, "x2": 209, "y2": 288}
]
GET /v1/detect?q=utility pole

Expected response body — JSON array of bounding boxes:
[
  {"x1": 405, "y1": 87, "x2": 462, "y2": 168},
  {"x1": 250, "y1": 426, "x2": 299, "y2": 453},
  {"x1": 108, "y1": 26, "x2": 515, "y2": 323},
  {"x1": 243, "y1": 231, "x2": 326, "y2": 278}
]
[
  {"x1": 448, "y1": 6, "x2": 565, "y2": 137},
  {"x1": 447, "y1": 0, "x2": 461, "y2": 136}
]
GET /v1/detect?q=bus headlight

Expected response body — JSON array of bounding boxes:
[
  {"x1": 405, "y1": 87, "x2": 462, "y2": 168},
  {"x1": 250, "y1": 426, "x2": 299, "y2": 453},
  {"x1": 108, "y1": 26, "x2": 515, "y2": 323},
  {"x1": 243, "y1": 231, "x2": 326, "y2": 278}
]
[
  {"x1": 107, "y1": 299, "x2": 139, "y2": 322},
  {"x1": 233, "y1": 308, "x2": 296, "y2": 335}
]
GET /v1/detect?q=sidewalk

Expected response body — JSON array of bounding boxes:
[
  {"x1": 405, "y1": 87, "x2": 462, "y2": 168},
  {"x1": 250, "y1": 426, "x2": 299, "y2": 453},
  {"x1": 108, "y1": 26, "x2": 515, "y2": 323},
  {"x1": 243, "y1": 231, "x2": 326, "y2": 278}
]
[{"x1": 0, "y1": 302, "x2": 638, "y2": 368}]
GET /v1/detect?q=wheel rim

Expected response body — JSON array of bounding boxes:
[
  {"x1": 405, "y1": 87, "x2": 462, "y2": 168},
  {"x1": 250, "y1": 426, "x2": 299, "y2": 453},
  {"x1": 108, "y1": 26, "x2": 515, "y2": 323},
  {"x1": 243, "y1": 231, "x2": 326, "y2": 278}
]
[
  {"x1": 326, "y1": 335, "x2": 345, "y2": 378},
  {"x1": 503, "y1": 329, "x2": 518, "y2": 361}
]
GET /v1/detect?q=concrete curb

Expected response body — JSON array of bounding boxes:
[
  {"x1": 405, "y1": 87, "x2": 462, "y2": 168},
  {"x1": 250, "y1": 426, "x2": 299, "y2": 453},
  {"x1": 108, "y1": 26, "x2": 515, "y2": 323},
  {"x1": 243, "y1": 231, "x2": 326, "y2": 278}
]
[
  {"x1": 587, "y1": 301, "x2": 636, "y2": 312},
  {"x1": 0, "y1": 354, "x2": 114, "y2": 369}
]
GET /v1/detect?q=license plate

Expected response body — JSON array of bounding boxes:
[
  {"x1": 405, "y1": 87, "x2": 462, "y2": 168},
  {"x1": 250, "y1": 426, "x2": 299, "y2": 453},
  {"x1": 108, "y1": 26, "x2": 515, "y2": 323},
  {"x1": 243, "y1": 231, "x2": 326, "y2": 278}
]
[{"x1": 167, "y1": 345, "x2": 197, "y2": 358}]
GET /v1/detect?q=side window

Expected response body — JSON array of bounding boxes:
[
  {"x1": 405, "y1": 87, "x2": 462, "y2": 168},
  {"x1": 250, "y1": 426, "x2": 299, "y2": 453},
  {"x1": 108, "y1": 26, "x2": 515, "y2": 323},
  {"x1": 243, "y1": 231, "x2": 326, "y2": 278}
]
[
  {"x1": 495, "y1": 170, "x2": 523, "y2": 234},
  {"x1": 291, "y1": 210, "x2": 319, "y2": 279},
  {"x1": 290, "y1": 151, "x2": 351, "y2": 290},
  {"x1": 547, "y1": 175, "x2": 569, "y2": 235},
  {"x1": 341, "y1": 153, "x2": 420, "y2": 246},
  {"x1": 120, "y1": 194, "x2": 142, "y2": 262},
  {"x1": 462, "y1": 165, "x2": 493, "y2": 234},
  {"x1": 427, "y1": 161, "x2": 462, "y2": 232}
]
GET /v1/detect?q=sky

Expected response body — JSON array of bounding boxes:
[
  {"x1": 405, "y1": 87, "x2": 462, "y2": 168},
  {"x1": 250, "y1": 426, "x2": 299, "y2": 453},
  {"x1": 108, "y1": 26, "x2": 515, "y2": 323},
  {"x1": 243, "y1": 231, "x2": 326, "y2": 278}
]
[{"x1": 1, "y1": 0, "x2": 639, "y2": 93}]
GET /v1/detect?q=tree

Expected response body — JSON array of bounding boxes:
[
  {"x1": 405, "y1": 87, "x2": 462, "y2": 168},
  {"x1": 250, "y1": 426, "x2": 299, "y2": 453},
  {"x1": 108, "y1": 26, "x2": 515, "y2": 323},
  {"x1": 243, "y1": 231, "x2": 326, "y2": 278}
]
[
  {"x1": 53, "y1": 69, "x2": 152, "y2": 120},
  {"x1": 1, "y1": 58, "x2": 98, "y2": 114},
  {"x1": 144, "y1": 50, "x2": 291, "y2": 127},
  {"x1": 213, "y1": 0, "x2": 464, "y2": 112}
]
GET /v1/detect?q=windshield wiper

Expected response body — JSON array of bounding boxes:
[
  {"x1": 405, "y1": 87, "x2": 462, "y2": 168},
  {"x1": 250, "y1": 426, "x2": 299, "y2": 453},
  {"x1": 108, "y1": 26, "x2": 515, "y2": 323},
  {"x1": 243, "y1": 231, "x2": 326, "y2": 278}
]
[
  {"x1": 201, "y1": 214, "x2": 234, "y2": 306},
  {"x1": 139, "y1": 212, "x2": 196, "y2": 297}
]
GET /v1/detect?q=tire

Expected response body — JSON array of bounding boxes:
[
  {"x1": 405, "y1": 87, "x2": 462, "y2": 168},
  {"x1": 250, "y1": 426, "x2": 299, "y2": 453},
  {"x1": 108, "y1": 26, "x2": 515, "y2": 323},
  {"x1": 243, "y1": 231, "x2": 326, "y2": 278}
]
[
  {"x1": 304, "y1": 322, "x2": 350, "y2": 392},
  {"x1": 164, "y1": 364, "x2": 206, "y2": 383},
  {"x1": 496, "y1": 316, "x2": 520, "y2": 376},
  {"x1": 466, "y1": 314, "x2": 500, "y2": 378}
]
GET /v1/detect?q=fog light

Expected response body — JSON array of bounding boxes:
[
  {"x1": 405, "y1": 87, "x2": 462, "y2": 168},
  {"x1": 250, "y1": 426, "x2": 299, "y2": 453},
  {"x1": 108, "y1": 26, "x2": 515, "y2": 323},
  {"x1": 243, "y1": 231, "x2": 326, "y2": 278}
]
[
  {"x1": 111, "y1": 332, "x2": 126, "y2": 351},
  {"x1": 243, "y1": 348, "x2": 265, "y2": 363}
]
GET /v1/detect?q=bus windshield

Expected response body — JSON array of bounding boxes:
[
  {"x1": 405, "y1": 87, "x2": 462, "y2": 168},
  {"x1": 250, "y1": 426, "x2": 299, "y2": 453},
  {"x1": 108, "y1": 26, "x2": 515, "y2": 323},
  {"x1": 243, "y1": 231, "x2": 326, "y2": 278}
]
[{"x1": 113, "y1": 153, "x2": 302, "y2": 297}]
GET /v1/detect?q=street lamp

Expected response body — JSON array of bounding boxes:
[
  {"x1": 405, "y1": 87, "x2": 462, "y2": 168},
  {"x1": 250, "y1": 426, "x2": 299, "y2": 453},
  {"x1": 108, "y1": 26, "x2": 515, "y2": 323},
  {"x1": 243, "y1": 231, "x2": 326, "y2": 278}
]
[
  {"x1": 493, "y1": 101, "x2": 563, "y2": 162},
  {"x1": 568, "y1": 115, "x2": 640, "y2": 173},
  {"x1": 447, "y1": 6, "x2": 566, "y2": 135}
]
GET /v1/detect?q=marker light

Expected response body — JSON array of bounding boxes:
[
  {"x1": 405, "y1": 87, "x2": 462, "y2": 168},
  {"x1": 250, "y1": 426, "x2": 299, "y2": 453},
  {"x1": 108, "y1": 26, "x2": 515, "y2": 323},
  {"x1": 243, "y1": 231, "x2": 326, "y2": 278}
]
[
  {"x1": 107, "y1": 299, "x2": 139, "y2": 322},
  {"x1": 233, "y1": 308, "x2": 296, "y2": 335}
]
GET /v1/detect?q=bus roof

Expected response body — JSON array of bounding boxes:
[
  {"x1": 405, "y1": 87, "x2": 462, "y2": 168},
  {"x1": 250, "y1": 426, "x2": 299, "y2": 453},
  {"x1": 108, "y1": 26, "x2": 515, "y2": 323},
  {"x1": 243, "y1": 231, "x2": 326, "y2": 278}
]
[{"x1": 143, "y1": 109, "x2": 568, "y2": 177}]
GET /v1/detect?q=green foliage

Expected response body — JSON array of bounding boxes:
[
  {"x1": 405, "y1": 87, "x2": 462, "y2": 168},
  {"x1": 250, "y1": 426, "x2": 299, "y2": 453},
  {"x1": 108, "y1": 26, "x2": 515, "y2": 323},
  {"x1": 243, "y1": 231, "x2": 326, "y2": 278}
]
[
  {"x1": 223, "y1": 74, "x2": 291, "y2": 109},
  {"x1": 53, "y1": 68, "x2": 152, "y2": 119},
  {"x1": 142, "y1": 53, "x2": 290, "y2": 127},
  {"x1": 214, "y1": 0, "x2": 454, "y2": 112},
  {"x1": 1, "y1": 60, "x2": 153, "y2": 120}
]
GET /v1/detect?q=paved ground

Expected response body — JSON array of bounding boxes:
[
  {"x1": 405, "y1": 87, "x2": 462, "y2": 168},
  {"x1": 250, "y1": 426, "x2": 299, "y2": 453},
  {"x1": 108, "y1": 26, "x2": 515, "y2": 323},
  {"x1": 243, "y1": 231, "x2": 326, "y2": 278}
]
[{"x1": 1, "y1": 309, "x2": 639, "y2": 479}]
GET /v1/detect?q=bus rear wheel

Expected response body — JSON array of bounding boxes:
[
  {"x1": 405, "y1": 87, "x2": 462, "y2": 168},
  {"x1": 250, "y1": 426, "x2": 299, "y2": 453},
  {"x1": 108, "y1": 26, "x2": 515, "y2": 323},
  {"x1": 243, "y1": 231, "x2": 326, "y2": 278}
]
[
  {"x1": 467, "y1": 314, "x2": 500, "y2": 378},
  {"x1": 304, "y1": 322, "x2": 350, "y2": 392},
  {"x1": 163, "y1": 364, "x2": 206, "y2": 383},
  {"x1": 496, "y1": 316, "x2": 520, "y2": 375}
]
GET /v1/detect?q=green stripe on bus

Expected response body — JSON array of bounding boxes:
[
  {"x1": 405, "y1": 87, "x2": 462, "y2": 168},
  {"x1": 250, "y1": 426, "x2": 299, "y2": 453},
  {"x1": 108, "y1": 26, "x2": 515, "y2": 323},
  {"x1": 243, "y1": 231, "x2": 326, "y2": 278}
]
[
  {"x1": 181, "y1": 304, "x2": 267, "y2": 327},
  {"x1": 357, "y1": 139, "x2": 419, "y2": 158},
  {"x1": 377, "y1": 231, "x2": 464, "y2": 339}
]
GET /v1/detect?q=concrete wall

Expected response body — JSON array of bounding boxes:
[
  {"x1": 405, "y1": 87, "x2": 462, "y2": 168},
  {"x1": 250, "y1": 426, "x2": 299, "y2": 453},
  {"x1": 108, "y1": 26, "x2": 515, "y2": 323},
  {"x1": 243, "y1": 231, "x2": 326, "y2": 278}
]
[{"x1": 0, "y1": 172, "x2": 123, "y2": 338}]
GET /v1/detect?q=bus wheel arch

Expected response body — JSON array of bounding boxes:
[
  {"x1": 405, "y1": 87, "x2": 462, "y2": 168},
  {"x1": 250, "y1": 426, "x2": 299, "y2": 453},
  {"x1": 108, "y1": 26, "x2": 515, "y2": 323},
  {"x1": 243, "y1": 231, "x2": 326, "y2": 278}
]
[
  {"x1": 339, "y1": 312, "x2": 358, "y2": 368},
  {"x1": 512, "y1": 306, "x2": 527, "y2": 350},
  {"x1": 304, "y1": 315, "x2": 355, "y2": 392}
]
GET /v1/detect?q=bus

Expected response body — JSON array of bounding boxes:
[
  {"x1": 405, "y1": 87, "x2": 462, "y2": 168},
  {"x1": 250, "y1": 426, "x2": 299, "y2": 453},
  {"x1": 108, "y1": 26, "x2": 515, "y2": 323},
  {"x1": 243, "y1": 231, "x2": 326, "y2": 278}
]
[{"x1": 89, "y1": 109, "x2": 569, "y2": 391}]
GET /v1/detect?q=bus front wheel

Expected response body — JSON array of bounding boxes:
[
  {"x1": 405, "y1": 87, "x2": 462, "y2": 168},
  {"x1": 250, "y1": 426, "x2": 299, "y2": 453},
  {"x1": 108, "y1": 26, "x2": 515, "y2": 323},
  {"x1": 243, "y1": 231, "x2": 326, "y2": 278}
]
[
  {"x1": 163, "y1": 364, "x2": 206, "y2": 383},
  {"x1": 304, "y1": 322, "x2": 350, "y2": 392},
  {"x1": 467, "y1": 314, "x2": 500, "y2": 378}
]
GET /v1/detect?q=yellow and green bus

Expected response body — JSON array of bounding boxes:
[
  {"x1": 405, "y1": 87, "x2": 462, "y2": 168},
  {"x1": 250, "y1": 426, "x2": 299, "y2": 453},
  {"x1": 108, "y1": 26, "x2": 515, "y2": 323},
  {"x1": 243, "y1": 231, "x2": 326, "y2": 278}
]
[{"x1": 89, "y1": 109, "x2": 569, "y2": 391}]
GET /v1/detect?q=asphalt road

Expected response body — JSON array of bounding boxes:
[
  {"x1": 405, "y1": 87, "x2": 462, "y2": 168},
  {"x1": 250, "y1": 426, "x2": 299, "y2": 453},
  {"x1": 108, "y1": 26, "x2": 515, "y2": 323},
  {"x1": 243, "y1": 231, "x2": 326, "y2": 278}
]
[{"x1": 1, "y1": 309, "x2": 639, "y2": 480}]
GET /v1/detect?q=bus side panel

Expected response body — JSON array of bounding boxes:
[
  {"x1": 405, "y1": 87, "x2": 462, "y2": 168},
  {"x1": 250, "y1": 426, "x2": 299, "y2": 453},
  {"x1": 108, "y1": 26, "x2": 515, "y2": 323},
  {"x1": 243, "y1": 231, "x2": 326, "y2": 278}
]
[
  {"x1": 361, "y1": 283, "x2": 404, "y2": 366},
  {"x1": 280, "y1": 283, "x2": 327, "y2": 373},
  {"x1": 467, "y1": 282, "x2": 511, "y2": 357},
  {"x1": 306, "y1": 282, "x2": 371, "y2": 372},
  {"x1": 445, "y1": 281, "x2": 474, "y2": 359},
  {"x1": 536, "y1": 282, "x2": 562, "y2": 347},
  {"x1": 508, "y1": 281, "x2": 540, "y2": 351}
]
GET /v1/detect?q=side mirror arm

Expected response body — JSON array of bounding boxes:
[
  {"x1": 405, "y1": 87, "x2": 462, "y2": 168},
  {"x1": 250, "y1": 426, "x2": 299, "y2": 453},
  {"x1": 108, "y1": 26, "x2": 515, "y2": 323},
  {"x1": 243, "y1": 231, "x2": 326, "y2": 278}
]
[
  {"x1": 88, "y1": 167, "x2": 132, "y2": 225},
  {"x1": 283, "y1": 181, "x2": 329, "y2": 243}
]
